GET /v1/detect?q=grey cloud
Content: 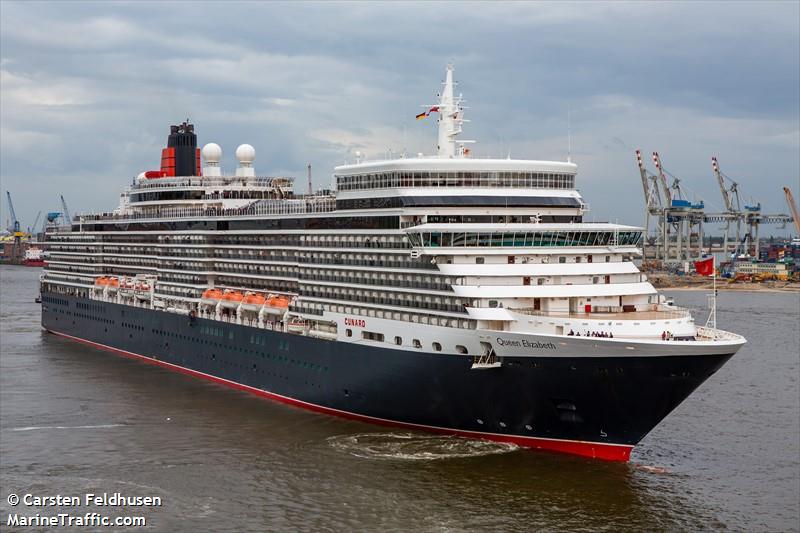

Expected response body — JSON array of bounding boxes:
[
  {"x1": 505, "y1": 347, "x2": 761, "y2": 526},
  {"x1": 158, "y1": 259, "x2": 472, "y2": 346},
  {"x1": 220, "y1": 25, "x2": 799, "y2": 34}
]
[{"x1": 1, "y1": 1, "x2": 798, "y2": 233}]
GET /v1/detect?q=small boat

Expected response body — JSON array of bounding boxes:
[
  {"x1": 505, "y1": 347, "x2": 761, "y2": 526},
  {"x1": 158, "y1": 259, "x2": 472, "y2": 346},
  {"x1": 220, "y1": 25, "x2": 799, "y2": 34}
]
[
  {"x1": 269, "y1": 295, "x2": 291, "y2": 308},
  {"x1": 261, "y1": 294, "x2": 292, "y2": 315},
  {"x1": 23, "y1": 247, "x2": 45, "y2": 267},
  {"x1": 287, "y1": 319, "x2": 306, "y2": 333},
  {"x1": 134, "y1": 282, "x2": 152, "y2": 301},
  {"x1": 240, "y1": 291, "x2": 267, "y2": 312},
  {"x1": 94, "y1": 276, "x2": 110, "y2": 286},
  {"x1": 107, "y1": 277, "x2": 120, "y2": 291},
  {"x1": 201, "y1": 288, "x2": 223, "y2": 306},
  {"x1": 219, "y1": 290, "x2": 244, "y2": 309}
]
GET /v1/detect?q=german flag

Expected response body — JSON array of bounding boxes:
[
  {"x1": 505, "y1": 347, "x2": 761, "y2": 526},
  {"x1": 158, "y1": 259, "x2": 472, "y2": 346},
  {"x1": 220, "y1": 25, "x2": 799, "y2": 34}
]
[{"x1": 415, "y1": 112, "x2": 428, "y2": 120}]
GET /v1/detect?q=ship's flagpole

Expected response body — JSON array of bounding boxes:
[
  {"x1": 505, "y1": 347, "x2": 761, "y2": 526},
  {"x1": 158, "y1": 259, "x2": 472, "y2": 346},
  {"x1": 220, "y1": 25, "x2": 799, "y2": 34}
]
[
  {"x1": 712, "y1": 255, "x2": 716, "y2": 329},
  {"x1": 706, "y1": 255, "x2": 717, "y2": 331}
]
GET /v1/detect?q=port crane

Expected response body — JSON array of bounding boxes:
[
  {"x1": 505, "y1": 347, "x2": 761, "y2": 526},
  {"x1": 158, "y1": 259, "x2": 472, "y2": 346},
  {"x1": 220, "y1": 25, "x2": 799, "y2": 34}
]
[
  {"x1": 784, "y1": 187, "x2": 800, "y2": 234},
  {"x1": 5, "y1": 191, "x2": 26, "y2": 258},
  {"x1": 5, "y1": 191, "x2": 22, "y2": 236},
  {"x1": 60, "y1": 195, "x2": 72, "y2": 225},
  {"x1": 707, "y1": 156, "x2": 747, "y2": 255},
  {"x1": 706, "y1": 157, "x2": 791, "y2": 256},
  {"x1": 652, "y1": 152, "x2": 705, "y2": 261},
  {"x1": 635, "y1": 150, "x2": 666, "y2": 263},
  {"x1": 29, "y1": 210, "x2": 42, "y2": 235}
]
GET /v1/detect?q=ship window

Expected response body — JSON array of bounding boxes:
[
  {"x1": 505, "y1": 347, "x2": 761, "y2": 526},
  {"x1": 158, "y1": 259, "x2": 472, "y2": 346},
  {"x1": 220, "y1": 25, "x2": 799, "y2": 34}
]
[
  {"x1": 489, "y1": 300, "x2": 498, "y2": 308},
  {"x1": 413, "y1": 339, "x2": 422, "y2": 348},
  {"x1": 394, "y1": 336, "x2": 402, "y2": 345},
  {"x1": 475, "y1": 257, "x2": 484, "y2": 264},
  {"x1": 362, "y1": 331, "x2": 384, "y2": 342},
  {"x1": 455, "y1": 345, "x2": 468, "y2": 354},
  {"x1": 559, "y1": 257, "x2": 566, "y2": 264},
  {"x1": 432, "y1": 342, "x2": 442, "y2": 352},
  {"x1": 346, "y1": 329, "x2": 352, "y2": 337}
]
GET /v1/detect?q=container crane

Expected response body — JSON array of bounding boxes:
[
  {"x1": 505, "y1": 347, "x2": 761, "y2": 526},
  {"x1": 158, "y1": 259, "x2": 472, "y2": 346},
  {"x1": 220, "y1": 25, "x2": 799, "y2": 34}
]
[
  {"x1": 784, "y1": 187, "x2": 800, "y2": 234},
  {"x1": 651, "y1": 152, "x2": 672, "y2": 205},
  {"x1": 635, "y1": 150, "x2": 665, "y2": 262},
  {"x1": 706, "y1": 158, "x2": 791, "y2": 256},
  {"x1": 709, "y1": 156, "x2": 745, "y2": 255},
  {"x1": 651, "y1": 152, "x2": 705, "y2": 261}
]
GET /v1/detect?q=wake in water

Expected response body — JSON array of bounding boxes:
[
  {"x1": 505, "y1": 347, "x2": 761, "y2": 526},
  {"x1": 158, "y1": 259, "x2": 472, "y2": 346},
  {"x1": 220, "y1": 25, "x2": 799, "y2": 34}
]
[
  {"x1": 327, "y1": 432, "x2": 519, "y2": 460},
  {"x1": 10, "y1": 424, "x2": 123, "y2": 432},
  {"x1": 632, "y1": 463, "x2": 670, "y2": 474}
]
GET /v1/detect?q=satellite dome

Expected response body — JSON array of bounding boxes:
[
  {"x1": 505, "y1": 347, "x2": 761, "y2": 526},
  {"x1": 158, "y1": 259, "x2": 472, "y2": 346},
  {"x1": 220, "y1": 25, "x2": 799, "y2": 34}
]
[
  {"x1": 202, "y1": 143, "x2": 222, "y2": 163},
  {"x1": 235, "y1": 144, "x2": 256, "y2": 164}
]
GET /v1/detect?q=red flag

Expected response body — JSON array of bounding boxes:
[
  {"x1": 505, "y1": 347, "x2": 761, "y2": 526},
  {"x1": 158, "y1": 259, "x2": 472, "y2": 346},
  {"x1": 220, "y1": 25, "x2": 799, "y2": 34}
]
[
  {"x1": 694, "y1": 257, "x2": 714, "y2": 276},
  {"x1": 428, "y1": 106, "x2": 439, "y2": 113}
]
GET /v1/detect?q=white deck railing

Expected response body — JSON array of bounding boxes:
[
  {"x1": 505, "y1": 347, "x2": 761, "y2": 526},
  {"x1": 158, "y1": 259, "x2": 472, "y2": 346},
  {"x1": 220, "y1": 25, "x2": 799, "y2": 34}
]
[{"x1": 75, "y1": 197, "x2": 337, "y2": 223}]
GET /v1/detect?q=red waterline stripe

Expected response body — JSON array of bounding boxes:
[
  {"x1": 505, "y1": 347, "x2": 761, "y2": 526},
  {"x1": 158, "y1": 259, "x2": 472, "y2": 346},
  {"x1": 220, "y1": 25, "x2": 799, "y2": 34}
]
[{"x1": 47, "y1": 329, "x2": 633, "y2": 462}]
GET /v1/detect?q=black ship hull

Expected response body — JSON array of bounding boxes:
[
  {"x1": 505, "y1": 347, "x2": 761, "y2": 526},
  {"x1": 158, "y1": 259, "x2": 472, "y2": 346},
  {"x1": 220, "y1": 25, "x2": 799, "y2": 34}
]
[{"x1": 41, "y1": 292, "x2": 734, "y2": 461}]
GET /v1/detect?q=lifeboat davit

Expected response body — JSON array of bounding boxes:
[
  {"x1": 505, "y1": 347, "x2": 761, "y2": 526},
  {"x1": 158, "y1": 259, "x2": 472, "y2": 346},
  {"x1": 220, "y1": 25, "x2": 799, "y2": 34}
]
[
  {"x1": 241, "y1": 291, "x2": 266, "y2": 312},
  {"x1": 201, "y1": 288, "x2": 223, "y2": 306},
  {"x1": 219, "y1": 290, "x2": 244, "y2": 309}
]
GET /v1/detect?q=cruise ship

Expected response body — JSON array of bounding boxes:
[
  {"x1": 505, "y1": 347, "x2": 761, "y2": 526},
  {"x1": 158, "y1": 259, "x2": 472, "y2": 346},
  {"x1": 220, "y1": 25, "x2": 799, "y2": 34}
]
[{"x1": 39, "y1": 66, "x2": 746, "y2": 461}]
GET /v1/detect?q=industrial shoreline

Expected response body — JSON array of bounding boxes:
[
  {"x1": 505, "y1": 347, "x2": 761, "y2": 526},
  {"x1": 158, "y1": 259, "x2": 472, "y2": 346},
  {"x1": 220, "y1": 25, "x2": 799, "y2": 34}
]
[{"x1": 649, "y1": 274, "x2": 800, "y2": 292}]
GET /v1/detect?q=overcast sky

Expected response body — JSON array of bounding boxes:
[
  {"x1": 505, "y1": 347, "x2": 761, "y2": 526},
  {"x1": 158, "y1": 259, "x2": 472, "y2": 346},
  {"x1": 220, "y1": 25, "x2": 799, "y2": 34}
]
[{"x1": 1, "y1": 1, "x2": 798, "y2": 235}]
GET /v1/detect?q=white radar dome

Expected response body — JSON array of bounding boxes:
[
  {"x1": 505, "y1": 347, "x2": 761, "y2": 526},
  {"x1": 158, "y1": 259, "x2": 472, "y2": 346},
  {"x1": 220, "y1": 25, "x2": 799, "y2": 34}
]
[
  {"x1": 202, "y1": 143, "x2": 222, "y2": 163},
  {"x1": 235, "y1": 144, "x2": 256, "y2": 164}
]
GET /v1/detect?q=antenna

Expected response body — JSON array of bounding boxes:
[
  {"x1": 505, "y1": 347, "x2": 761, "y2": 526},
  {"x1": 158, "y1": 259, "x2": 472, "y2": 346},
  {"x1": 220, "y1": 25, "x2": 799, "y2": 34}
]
[
  {"x1": 567, "y1": 106, "x2": 572, "y2": 163},
  {"x1": 307, "y1": 164, "x2": 312, "y2": 195}
]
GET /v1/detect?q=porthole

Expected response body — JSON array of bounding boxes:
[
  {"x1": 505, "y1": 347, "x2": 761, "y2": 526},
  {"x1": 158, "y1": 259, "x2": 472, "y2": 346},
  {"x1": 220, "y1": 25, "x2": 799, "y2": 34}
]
[
  {"x1": 477, "y1": 419, "x2": 484, "y2": 425},
  {"x1": 432, "y1": 342, "x2": 442, "y2": 352},
  {"x1": 346, "y1": 329, "x2": 352, "y2": 337},
  {"x1": 525, "y1": 424, "x2": 533, "y2": 431},
  {"x1": 455, "y1": 345, "x2": 468, "y2": 354},
  {"x1": 394, "y1": 336, "x2": 402, "y2": 346}
]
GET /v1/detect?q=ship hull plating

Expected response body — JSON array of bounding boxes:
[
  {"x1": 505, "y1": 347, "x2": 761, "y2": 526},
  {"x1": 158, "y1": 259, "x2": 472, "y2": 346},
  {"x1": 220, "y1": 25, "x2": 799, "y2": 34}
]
[{"x1": 41, "y1": 293, "x2": 733, "y2": 461}]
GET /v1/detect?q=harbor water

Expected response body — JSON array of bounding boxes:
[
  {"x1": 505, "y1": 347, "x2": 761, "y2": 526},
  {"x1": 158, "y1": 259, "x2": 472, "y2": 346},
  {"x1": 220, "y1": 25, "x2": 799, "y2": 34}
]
[{"x1": 1, "y1": 265, "x2": 798, "y2": 531}]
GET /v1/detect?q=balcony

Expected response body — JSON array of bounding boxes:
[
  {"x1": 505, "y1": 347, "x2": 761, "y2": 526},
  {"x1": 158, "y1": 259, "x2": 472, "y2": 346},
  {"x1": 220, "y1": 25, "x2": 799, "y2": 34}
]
[{"x1": 508, "y1": 306, "x2": 692, "y2": 321}]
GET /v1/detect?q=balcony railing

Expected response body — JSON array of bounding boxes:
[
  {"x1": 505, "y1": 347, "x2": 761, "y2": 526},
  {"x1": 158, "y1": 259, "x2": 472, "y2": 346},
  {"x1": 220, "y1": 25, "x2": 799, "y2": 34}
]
[
  {"x1": 507, "y1": 306, "x2": 692, "y2": 321},
  {"x1": 75, "y1": 197, "x2": 336, "y2": 223}
]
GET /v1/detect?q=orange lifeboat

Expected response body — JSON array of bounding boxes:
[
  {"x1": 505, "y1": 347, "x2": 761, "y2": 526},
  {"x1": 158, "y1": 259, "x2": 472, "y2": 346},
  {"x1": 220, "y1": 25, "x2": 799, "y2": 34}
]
[
  {"x1": 220, "y1": 290, "x2": 244, "y2": 309},
  {"x1": 268, "y1": 295, "x2": 290, "y2": 308},
  {"x1": 241, "y1": 292, "x2": 267, "y2": 312},
  {"x1": 261, "y1": 294, "x2": 291, "y2": 315},
  {"x1": 94, "y1": 276, "x2": 110, "y2": 286},
  {"x1": 201, "y1": 288, "x2": 223, "y2": 306},
  {"x1": 107, "y1": 277, "x2": 120, "y2": 290}
]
